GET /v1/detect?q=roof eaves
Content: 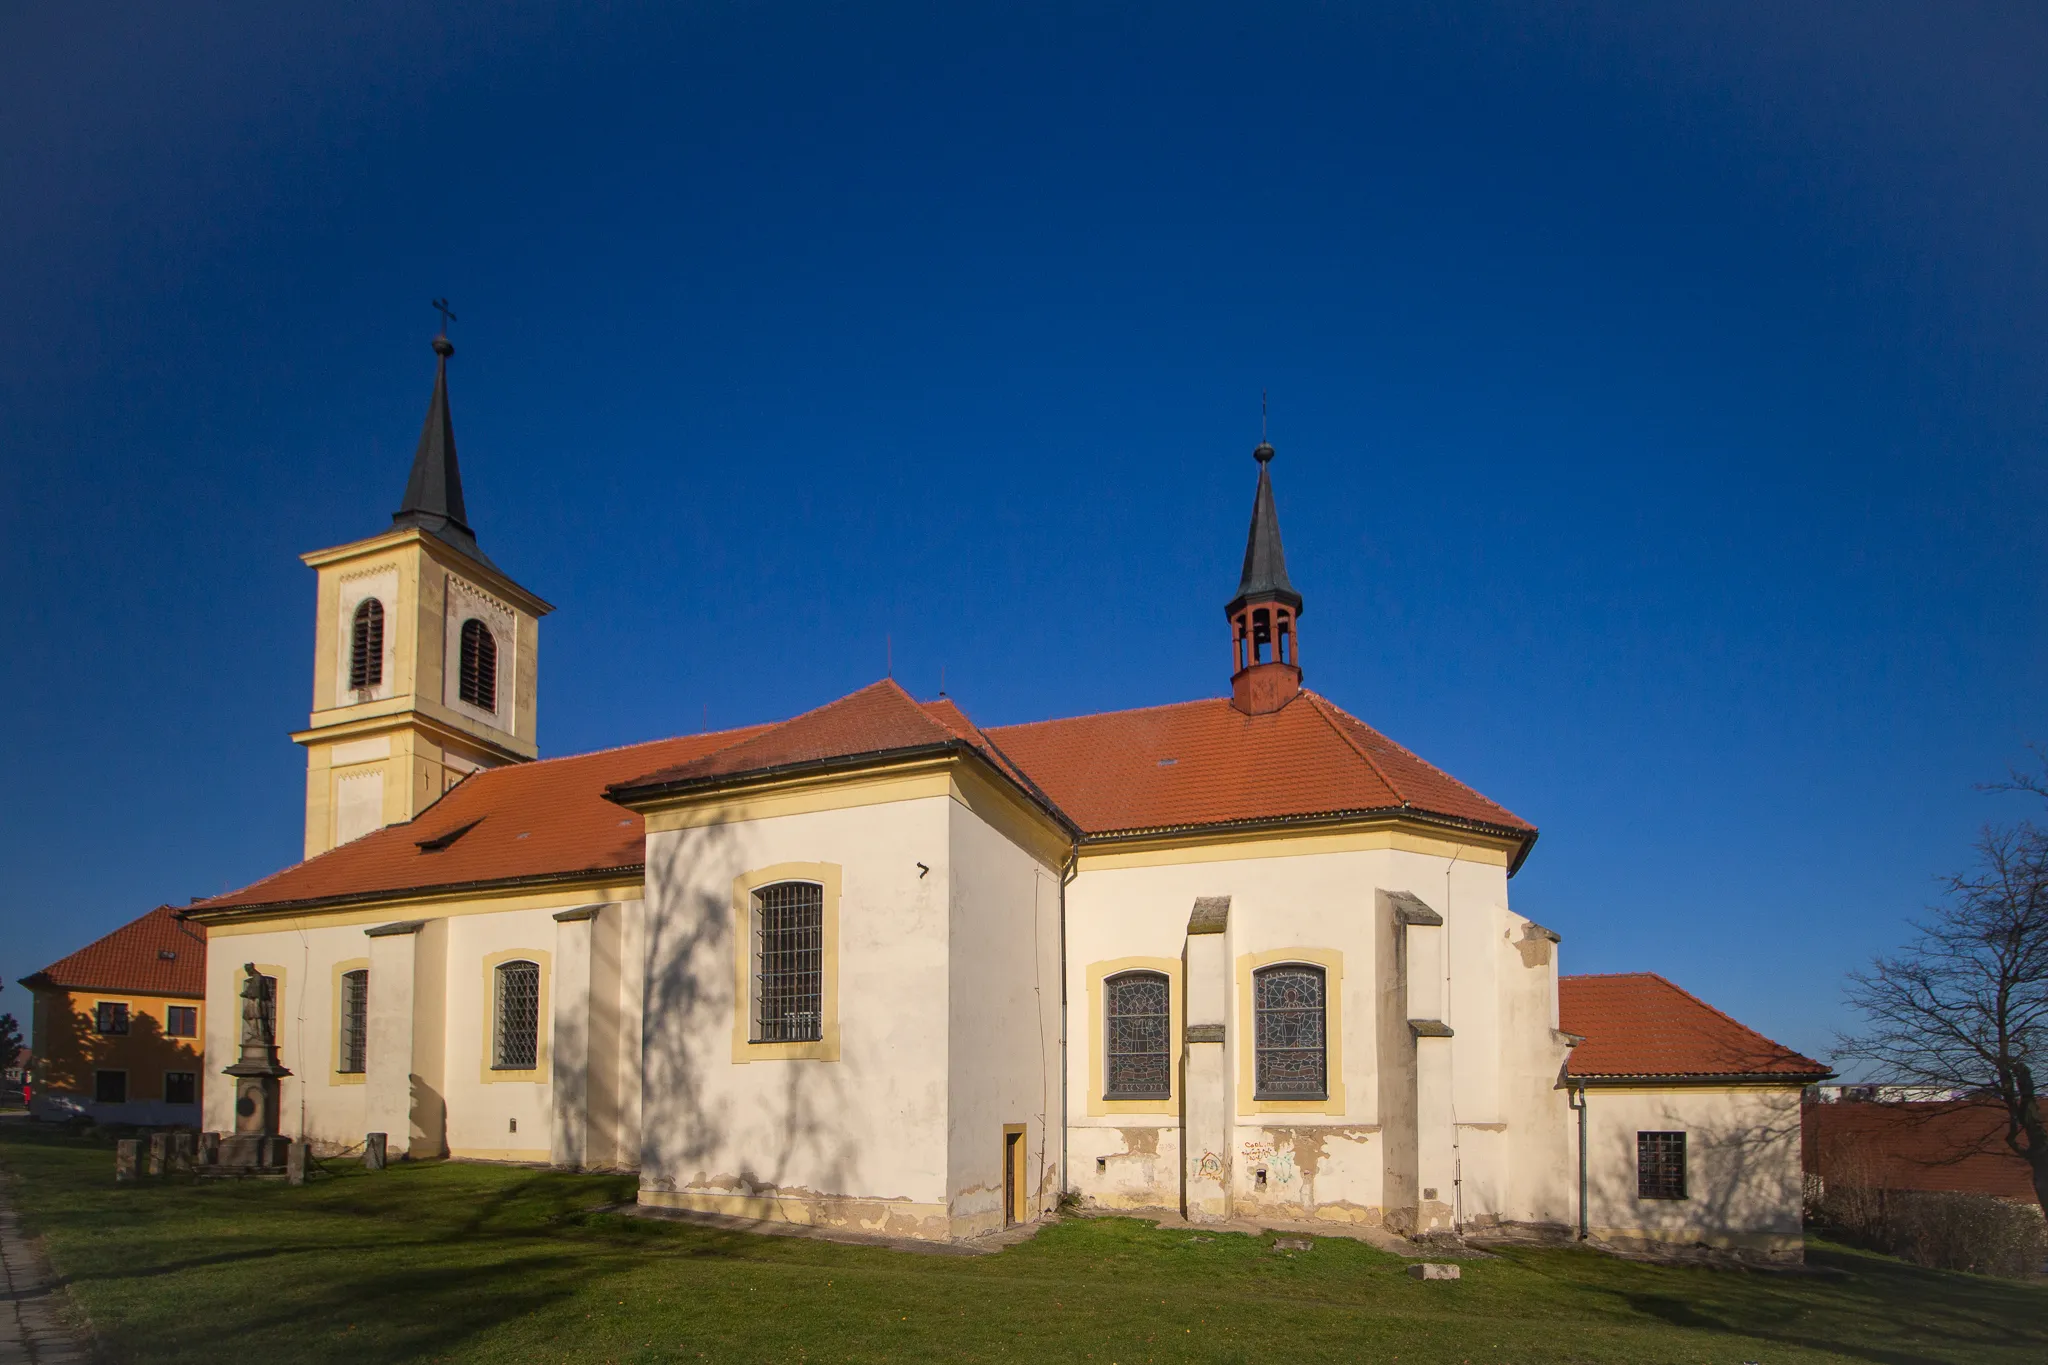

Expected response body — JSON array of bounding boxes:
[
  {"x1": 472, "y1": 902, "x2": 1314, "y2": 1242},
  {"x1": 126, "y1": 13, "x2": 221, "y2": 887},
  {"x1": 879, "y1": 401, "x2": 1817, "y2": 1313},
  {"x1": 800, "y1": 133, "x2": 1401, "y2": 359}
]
[
  {"x1": 1570, "y1": 1068, "x2": 1836, "y2": 1087},
  {"x1": 1079, "y1": 803, "x2": 1538, "y2": 869},
  {"x1": 178, "y1": 863, "x2": 646, "y2": 925}
]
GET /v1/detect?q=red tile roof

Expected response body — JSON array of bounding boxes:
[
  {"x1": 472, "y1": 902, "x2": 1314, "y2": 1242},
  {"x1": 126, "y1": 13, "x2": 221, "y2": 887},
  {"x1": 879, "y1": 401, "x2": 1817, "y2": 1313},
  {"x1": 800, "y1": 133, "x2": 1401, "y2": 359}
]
[
  {"x1": 611, "y1": 680, "x2": 1047, "y2": 808},
  {"x1": 190, "y1": 724, "x2": 772, "y2": 914},
  {"x1": 189, "y1": 680, "x2": 1535, "y2": 917},
  {"x1": 1560, "y1": 973, "x2": 1830, "y2": 1082},
  {"x1": 1804, "y1": 1099, "x2": 2035, "y2": 1201},
  {"x1": 21, "y1": 905, "x2": 207, "y2": 998},
  {"x1": 988, "y1": 690, "x2": 1533, "y2": 847}
]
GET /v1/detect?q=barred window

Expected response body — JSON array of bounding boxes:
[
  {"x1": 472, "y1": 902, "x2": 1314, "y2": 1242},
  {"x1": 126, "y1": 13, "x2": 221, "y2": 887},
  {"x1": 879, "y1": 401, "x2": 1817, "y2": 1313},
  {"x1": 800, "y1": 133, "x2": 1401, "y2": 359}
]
[
  {"x1": 1105, "y1": 971, "x2": 1171, "y2": 1099},
  {"x1": 459, "y1": 618, "x2": 497, "y2": 710},
  {"x1": 94, "y1": 1001, "x2": 130, "y2": 1036},
  {"x1": 350, "y1": 598, "x2": 385, "y2": 690},
  {"x1": 1253, "y1": 965, "x2": 1326, "y2": 1100},
  {"x1": 493, "y1": 960, "x2": 540, "y2": 1069},
  {"x1": 1638, "y1": 1131, "x2": 1687, "y2": 1200},
  {"x1": 339, "y1": 969, "x2": 369, "y2": 1074},
  {"x1": 164, "y1": 1071, "x2": 197, "y2": 1105},
  {"x1": 753, "y1": 881, "x2": 823, "y2": 1043},
  {"x1": 95, "y1": 1070, "x2": 127, "y2": 1104}
]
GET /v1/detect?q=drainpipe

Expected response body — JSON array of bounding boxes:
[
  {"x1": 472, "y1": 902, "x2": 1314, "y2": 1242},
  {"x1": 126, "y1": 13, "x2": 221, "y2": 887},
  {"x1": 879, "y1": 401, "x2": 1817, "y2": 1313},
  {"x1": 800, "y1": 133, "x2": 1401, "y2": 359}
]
[
  {"x1": 1058, "y1": 840, "x2": 1079, "y2": 1202},
  {"x1": 1567, "y1": 1082, "x2": 1588, "y2": 1240}
]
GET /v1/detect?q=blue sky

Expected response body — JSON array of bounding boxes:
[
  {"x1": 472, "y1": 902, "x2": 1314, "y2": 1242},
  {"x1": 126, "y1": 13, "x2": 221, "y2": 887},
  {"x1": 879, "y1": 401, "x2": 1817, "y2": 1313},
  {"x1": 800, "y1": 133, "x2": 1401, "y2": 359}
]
[{"x1": 4, "y1": 3, "x2": 2045, "y2": 1066}]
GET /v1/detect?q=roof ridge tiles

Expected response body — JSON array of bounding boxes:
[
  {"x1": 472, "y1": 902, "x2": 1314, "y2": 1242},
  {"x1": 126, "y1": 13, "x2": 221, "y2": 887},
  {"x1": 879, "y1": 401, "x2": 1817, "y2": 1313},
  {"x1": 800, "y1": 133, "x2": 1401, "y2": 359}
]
[
  {"x1": 1304, "y1": 691, "x2": 1405, "y2": 806},
  {"x1": 1306, "y1": 690, "x2": 1531, "y2": 831}
]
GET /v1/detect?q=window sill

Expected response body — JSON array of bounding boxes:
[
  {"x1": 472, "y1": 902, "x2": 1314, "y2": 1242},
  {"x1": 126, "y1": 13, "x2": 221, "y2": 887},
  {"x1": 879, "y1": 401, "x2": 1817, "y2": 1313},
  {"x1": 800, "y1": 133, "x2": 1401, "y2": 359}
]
[{"x1": 734, "y1": 1037, "x2": 838, "y2": 1063}]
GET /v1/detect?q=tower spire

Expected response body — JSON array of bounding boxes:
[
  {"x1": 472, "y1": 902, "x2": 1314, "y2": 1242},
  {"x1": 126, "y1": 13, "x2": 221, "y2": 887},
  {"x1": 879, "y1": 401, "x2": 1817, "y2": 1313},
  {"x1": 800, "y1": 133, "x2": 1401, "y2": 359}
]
[
  {"x1": 1225, "y1": 439, "x2": 1304, "y2": 714},
  {"x1": 392, "y1": 312, "x2": 494, "y2": 567}
]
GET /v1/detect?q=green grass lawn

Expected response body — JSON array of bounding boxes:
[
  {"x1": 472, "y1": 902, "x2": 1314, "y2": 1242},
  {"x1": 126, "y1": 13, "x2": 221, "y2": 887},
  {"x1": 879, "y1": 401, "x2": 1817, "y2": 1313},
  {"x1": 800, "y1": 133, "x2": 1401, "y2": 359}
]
[{"x1": 3, "y1": 1124, "x2": 2041, "y2": 1364}]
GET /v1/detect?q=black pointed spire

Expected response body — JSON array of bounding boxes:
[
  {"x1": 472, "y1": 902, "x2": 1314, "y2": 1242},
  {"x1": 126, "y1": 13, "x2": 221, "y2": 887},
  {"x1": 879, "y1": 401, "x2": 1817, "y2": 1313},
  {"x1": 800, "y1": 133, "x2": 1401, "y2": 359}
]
[
  {"x1": 1226, "y1": 441, "x2": 1302, "y2": 617},
  {"x1": 392, "y1": 331, "x2": 495, "y2": 568}
]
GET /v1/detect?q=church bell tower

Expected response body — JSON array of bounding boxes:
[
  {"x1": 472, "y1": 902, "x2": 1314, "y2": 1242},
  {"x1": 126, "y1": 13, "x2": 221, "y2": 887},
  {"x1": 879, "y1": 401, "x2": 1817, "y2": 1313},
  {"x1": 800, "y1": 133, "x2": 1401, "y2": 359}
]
[
  {"x1": 1226, "y1": 441, "x2": 1304, "y2": 715},
  {"x1": 292, "y1": 325, "x2": 554, "y2": 858}
]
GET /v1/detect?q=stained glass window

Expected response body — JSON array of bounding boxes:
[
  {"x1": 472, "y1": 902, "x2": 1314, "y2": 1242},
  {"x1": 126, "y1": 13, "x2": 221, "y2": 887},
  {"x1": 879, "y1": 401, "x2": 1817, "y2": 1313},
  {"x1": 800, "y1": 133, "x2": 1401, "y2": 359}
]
[
  {"x1": 1105, "y1": 971, "x2": 1171, "y2": 1099},
  {"x1": 1253, "y1": 965, "x2": 1326, "y2": 1099}
]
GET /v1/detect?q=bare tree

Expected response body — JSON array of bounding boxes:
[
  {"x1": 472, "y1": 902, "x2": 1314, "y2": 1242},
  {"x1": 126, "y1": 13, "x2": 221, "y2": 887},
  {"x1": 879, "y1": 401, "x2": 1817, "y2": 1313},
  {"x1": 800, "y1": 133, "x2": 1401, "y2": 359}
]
[{"x1": 1839, "y1": 783, "x2": 2048, "y2": 1210}]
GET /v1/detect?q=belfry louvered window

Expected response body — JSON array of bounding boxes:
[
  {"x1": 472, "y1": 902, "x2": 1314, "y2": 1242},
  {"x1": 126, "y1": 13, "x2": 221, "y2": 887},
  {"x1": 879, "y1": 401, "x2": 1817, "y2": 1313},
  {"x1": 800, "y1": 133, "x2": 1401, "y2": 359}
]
[
  {"x1": 1105, "y1": 971, "x2": 1171, "y2": 1099},
  {"x1": 493, "y1": 960, "x2": 540, "y2": 1069},
  {"x1": 1253, "y1": 964, "x2": 1327, "y2": 1099},
  {"x1": 349, "y1": 598, "x2": 384, "y2": 690},
  {"x1": 459, "y1": 618, "x2": 497, "y2": 710},
  {"x1": 338, "y1": 969, "x2": 368, "y2": 1074},
  {"x1": 753, "y1": 881, "x2": 823, "y2": 1043}
]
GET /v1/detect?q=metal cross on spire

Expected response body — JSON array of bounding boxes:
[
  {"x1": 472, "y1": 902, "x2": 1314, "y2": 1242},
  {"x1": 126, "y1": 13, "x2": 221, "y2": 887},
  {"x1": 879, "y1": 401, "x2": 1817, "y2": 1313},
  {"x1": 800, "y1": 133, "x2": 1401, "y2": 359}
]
[
  {"x1": 1262, "y1": 389, "x2": 1268, "y2": 445},
  {"x1": 432, "y1": 297, "x2": 457, "y2": 336}
]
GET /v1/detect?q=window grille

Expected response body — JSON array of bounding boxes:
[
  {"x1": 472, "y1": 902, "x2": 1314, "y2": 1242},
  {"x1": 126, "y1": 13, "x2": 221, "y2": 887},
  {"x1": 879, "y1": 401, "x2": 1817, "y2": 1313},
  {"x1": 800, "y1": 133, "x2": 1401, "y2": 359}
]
[
  {"x1": 493, "y1": 960, "x2": 540, "y2": 1069},
  {"x1": 94, "y1": 1002, "x2": 130, "y2": 1036},
  {"x1": 754, "y1": 881, "x2": 823, "y2": 1043},
  {"x1": 165, "y1": 1005, "x2": 197, "y2": 1038},
  {"x1": 339, "y1": 970, "x2": 369, "y2": 1074},
  {"x1": 95, "y1": 1070, "x2": 126, "y2": 1104},
  {"x1": 1637, "y1": 1131, "x2": 1687, "y2": 1200},
  {"x1": 459, "y1": 618, "x2": 498, "y2": 710},
  {"x1": 164, "y1": 1072, "x2": 196, "y2": 1105},
  {"x1": 350, "y1": 598, "x2": 385, "y2": 690},
  {"x1": 1253, "y1": 965, "x2": 1326, "y2": 1099},
  {"x1": 1105, "y1": 971, "x2": 1171, "y2": 1098}
]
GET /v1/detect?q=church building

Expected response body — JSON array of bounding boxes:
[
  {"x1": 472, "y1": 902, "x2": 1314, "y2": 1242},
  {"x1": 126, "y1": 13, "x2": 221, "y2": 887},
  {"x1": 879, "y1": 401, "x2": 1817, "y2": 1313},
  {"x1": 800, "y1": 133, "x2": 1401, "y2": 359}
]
[{"x1": 180, "y1": 334, "x2": 1825, "y2": 1258}]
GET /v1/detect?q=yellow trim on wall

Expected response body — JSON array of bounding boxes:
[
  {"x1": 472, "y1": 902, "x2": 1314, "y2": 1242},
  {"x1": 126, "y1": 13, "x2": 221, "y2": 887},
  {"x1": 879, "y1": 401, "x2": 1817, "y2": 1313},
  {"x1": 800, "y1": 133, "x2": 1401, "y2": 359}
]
[
  {"x1": 1234, "y1": 946, "x2": 1346, "y2": 1116},
  {"x1": 478, "y1": 947, "x2": 552, "y2": 1084},
  {"x1": 1084, "y1": 956, "x2": 1183, "y2": 1116},
  {"x1": 1079, "y1": 823, "x2": 1514, "y2": 871},
  {"x1": 329, "y1": 957, "x2": 369, "y2": 1086},
  {"x1": 730, "y1": 862, "x2": 841, "y2": 1063},
  {"x1": 199, "y1": 881, "x2": 645, "y2": 936}
]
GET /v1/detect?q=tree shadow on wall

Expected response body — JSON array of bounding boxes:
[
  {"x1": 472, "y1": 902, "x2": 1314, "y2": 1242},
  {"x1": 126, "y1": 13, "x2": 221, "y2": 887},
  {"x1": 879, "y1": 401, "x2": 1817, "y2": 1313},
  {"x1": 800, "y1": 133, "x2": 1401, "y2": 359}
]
[{"x1": 638, "y1": 816, "x2": 862, "y2": 1217}]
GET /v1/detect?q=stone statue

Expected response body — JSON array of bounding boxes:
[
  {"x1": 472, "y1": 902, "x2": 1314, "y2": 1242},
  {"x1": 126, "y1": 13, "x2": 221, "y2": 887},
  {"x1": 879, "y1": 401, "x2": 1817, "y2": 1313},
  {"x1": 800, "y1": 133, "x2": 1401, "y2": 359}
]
[{"x1": 239, "y1": 963, "x2": 274, "y2": 1048}]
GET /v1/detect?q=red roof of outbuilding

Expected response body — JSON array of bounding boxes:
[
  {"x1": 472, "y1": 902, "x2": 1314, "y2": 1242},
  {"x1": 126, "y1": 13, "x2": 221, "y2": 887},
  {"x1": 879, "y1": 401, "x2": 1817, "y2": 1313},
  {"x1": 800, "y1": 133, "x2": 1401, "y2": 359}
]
[
  {"x1": 1560, "y1": 972, "x2": 1830, "y2": 1082},
  {"x1": 20, "y1": 905, "x2": 207, "y2": 998}
]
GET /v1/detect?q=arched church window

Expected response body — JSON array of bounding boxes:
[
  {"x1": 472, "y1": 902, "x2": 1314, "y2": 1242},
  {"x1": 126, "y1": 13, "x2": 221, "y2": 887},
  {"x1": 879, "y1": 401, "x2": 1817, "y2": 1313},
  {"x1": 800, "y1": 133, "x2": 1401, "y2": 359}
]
[
  {"x1": 752, "y1": 881, "x2": 823, "y2": 1043},
  {"x1": 1104, "y1": 970, "x2": 1171, "y2": 1099},
  {"x1": 459, "y1": 618, "x2": 497, "y2": 711},
  {"x1": 338, "y1": 969, "x2": 368, "y2": 1074},
  {"x1": 1253, "y1": 964, "x2": 1326, "y2": 1100},
  {"x1": 350, "y1": 598, "x2": 385, "y2": 691},
  {"x1": 493, "y1": 959, "x2": 540, "y2": 1069}
]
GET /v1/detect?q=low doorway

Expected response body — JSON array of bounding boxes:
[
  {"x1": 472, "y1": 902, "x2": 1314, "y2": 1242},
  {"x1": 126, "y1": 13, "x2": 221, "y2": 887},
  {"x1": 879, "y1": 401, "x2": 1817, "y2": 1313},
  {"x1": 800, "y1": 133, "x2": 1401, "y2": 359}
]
[{"x1": 1002, "y1": 1124, "x2": 1028, "y2": 1226}]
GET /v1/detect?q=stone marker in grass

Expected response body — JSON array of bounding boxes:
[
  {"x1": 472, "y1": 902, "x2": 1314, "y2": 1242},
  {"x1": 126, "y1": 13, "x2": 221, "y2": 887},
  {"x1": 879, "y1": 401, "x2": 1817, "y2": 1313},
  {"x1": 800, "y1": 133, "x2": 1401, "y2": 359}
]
[{"x1": 1410, "y1": 1263, "x2": 1460, "y2": 1281}]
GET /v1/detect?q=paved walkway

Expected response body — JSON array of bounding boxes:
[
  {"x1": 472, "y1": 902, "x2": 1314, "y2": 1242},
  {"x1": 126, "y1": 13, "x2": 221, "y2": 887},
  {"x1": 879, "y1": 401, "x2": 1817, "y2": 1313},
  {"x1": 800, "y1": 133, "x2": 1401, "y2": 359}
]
[{"x1": 0, "y1": 1182, "x2": 90, "y2": 1364}]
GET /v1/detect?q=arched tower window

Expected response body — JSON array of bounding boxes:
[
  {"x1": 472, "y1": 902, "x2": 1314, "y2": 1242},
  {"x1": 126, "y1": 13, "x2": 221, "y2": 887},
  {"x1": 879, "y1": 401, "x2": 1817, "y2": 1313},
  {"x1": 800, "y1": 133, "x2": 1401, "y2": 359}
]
[
  {"x1": 349, "y1": 599, "x2": 385, "y2": 691},
  {"x1": 1253, "y1": 963, "x2": 1327, "y2": 1100},
  {"x1": 459, "y1": 618, "x2": 497, "y2": 711},
  {"x1": 1104, "y1": 970, "x2": 1171, "y2": 1099}
]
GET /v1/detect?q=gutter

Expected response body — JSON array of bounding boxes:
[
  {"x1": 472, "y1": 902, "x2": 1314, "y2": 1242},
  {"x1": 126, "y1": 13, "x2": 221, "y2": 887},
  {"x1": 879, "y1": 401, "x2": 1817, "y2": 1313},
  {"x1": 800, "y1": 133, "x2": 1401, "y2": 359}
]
[
  {"x1": 1079, "y1": 805, "x2": 1539, "y2": 875},
  {"x1": 1570, "y1": 1071, "x2": 1837, "y2": 1088},
  {"x1": 177, "y1": 864, "x2": 645, "y2": 925},
  {"x1": 1568, "y1": 1083, "x2": 1588, "y2": 1240}
]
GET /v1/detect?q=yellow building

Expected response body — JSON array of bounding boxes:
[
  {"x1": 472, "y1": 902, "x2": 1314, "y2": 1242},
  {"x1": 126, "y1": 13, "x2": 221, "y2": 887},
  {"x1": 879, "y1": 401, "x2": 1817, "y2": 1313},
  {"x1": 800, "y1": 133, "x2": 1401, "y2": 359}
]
[{"x1": 19, "y1": 905, "x2": 207, "y2": 1124}]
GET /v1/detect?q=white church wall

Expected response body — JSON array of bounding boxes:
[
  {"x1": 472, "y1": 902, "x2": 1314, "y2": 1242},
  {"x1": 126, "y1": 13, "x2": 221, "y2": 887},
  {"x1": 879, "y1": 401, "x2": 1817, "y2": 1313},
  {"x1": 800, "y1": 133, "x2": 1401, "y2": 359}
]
[
  {"x1": 638, "y1": 795, "x2": 959, "y2": 1238},
  {"x1": 1064, "y1": 836, "x2": 1566, "y2": 1232},
  {"x1": 441, "y1": 905, "x2": 561, "y2": 1161},
  {"x1": 943, "y1": 798, "x2": 1063, "y2": 1237},
  {"x1": 1578, "y1": 1084, "x2": 1807, "y2": 1261}
]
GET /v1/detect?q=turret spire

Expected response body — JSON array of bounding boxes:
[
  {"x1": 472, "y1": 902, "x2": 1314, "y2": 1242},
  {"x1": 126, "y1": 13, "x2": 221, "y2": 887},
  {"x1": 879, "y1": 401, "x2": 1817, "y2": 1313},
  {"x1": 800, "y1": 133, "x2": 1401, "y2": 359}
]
[
  {"x1": 1225, "y1": 440, "x2": 1304, "y2": 714},
  {"x1": 392, "y1": 317, "x2": 494, "y2": 568}
]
